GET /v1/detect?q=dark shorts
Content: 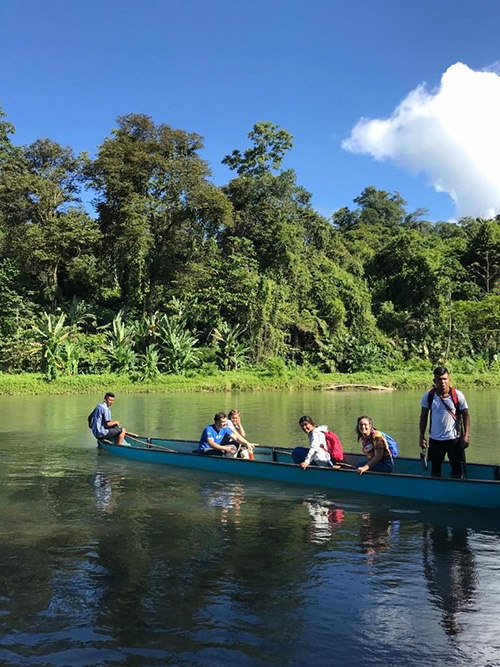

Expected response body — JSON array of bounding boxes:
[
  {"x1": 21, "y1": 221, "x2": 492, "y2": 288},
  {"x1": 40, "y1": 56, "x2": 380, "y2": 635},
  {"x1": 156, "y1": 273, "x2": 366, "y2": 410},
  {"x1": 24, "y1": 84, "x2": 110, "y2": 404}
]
[
  {"x1": 428, "y1": 438, "x2": 462, "y2": 477},
  {"x1": 107, "y1": 426, "x2": 123, "y2": 439}
]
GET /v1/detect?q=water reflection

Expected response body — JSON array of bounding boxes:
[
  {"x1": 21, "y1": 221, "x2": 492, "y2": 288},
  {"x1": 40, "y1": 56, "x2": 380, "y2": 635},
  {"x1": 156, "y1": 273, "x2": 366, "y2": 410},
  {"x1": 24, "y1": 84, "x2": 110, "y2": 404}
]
[
  {"x1": 423, "y1": 525, "x2": 477, "y2": 636},
  {"x1": 200, "y1": 482, "x2": 245, "y2": 524},
  {"x1": 359, "y1": 513, "x2": 401, "y2": 568},
  {"x1": 1, "y1": 396, "x2": 499, "y2": 667},
  {"x1": 90, "y1": 471, "x2": 122, "y2": 515},
  {"x1": 303, "y1": 496, "x2": 345, "y2": 544}
]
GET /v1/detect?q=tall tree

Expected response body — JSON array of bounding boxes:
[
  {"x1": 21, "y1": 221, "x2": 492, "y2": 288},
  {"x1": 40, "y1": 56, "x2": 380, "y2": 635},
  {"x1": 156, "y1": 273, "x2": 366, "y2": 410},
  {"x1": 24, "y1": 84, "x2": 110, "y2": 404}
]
[
  {"x1": 0, "y1": 138, "x2": 98, "y2": 307},
  {"x1": 460, "y1": 218, "x2": 500, "y2": 295},
  {"x1": 90, "y1": 113, "x2": 232, "y2": 313},
  {"x1": 222, "y1": 121, "x2": 293, "y2": 176}
]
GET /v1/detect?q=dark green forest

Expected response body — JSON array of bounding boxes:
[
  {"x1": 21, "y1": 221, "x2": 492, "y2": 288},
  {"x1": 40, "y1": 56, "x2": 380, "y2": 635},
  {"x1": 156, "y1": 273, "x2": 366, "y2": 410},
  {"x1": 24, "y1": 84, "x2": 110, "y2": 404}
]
[{"x1": 1, "y1": 105, "x2": 499, "y2": 381}]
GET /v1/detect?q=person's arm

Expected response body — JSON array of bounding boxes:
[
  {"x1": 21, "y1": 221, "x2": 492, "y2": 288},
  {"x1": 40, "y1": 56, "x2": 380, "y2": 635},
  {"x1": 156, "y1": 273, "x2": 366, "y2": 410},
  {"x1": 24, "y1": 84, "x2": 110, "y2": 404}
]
[
  {"x1": 206, "y1": 436, "x2": 235, "y2": 453},
  {"x1": 461, "y1": 408, "x2": 470, "y2": 448},
  {"x1": 102, "y1": 405, "x2": 120, "y2": 428},
  {"x1": 230, "y1": 430, "x2": 257, "y2": 451},
  {"x1": 419, "y1": 407, "x2": 429, "y2": 450},
  {"x1": 357, "y1": 439, "x2": 384, "y2": 475},
  {"x1": 231, "y1": 415, "x2": 246, "y2": 437},
  {"x1": 301, "y1": 431, "x2": 322, "y2": 470}
]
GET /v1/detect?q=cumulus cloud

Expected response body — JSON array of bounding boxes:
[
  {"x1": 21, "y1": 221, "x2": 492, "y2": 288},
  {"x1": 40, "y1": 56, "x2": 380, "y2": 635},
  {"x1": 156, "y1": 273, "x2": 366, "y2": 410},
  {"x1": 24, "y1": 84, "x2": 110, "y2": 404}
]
[{"x1": 342, "y1": 63, "x2": 500, "y2": 219}]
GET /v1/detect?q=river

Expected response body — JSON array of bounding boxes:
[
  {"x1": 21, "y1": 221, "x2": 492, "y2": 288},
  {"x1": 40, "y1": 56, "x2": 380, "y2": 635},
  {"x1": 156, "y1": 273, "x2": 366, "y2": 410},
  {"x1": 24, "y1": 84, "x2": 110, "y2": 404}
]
[{"x1": 1, "y1": 389, "x2": 500, "y2": 665}]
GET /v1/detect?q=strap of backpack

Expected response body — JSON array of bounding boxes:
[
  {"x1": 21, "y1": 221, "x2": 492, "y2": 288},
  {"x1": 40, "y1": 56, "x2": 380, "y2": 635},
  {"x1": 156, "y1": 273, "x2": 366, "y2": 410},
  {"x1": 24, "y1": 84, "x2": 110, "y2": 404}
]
[{"x1": 428, "y1": 386, "x2": 463, "y2": 437}]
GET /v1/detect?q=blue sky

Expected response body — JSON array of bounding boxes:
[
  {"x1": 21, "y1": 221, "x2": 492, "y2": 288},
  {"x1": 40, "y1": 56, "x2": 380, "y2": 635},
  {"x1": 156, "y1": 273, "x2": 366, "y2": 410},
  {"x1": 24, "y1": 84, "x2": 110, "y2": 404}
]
[{"x1": 1, "y1": 0, "x2": 500, "y2": 221}]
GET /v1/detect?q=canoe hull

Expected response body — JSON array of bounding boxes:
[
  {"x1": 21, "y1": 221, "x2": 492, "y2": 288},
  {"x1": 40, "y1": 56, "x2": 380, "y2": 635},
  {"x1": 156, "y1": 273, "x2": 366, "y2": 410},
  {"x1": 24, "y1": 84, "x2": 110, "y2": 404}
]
[{"x1": 98, "y1": 438, "x2": 500, "y2": 510}]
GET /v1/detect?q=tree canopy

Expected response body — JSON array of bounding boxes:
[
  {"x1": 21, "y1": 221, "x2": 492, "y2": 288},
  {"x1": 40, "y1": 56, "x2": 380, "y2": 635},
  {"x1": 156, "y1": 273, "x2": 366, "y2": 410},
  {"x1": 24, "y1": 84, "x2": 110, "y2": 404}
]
[{"x1": 0, "y1": 106, "x2": 499, "y2": 377}]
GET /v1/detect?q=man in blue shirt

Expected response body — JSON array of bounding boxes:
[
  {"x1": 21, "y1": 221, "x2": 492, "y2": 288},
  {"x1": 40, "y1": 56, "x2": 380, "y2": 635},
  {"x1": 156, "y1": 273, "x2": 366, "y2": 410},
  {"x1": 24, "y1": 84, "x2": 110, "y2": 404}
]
[
  {"x1": 198, "y1": 412, "x2": 256, "y2": 456},
  {"x1": 90, "y1": 392, "x2": 127, "y2": 445}
]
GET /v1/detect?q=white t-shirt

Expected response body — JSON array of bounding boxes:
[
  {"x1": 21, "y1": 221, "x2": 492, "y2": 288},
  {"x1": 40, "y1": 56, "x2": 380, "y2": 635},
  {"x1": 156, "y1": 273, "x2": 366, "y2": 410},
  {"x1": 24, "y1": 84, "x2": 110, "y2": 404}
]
[
  {"x1": 305, "y1": 425, "x2": 332, "y2": 466},
  {"x1": 421, "y1": 389, "x2": 468, "y2": 440}
]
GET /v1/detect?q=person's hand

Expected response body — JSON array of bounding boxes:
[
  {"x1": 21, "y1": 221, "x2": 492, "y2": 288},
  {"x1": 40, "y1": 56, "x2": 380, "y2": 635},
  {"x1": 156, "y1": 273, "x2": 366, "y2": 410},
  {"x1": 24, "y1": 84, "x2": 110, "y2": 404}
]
[
  {"x1": 461, "y1": 436, "x2": 470, "y2": 449},
  {"x1": 225, "y1": 445, "x2": 237, "y2": 455},
  {"x1": 419, "y1": 437, "x2": 428, "y2": 450},
  {"x1": 300, "y1": 461, "x2": 309, "y2": 470},
  {"x1": 357, "y1": 464, "x2": 369, "y2": 476}
]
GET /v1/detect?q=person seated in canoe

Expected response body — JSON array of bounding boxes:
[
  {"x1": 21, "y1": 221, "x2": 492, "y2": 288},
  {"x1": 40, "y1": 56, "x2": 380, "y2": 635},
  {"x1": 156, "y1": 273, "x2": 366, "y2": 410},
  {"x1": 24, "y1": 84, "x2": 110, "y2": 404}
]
[
  {"x1": 198, "y1": 412, "x2": 257, "y2": 457},
  {"x1": 356, "y1": 416, "x2": 394, "y2": 475},
  {"x1": 226, "y1": 409, "x2": 254, "y2": 458},
  {"x1": 293, "y1": 416, "x2": 343, "y2": 469},
  {"x1": 89, "y1": 392, "x2": 127, "y2": 446},
  {"x1": 227, "y1": 409, "x2": 246, "y2": 437}
]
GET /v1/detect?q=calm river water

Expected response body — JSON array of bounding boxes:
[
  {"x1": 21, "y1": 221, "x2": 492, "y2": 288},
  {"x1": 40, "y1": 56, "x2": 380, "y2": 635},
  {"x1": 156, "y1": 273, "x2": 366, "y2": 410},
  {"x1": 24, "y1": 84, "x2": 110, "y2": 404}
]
[{"x1": 1, "y1": 389, "x2": 500, "y2": 666}]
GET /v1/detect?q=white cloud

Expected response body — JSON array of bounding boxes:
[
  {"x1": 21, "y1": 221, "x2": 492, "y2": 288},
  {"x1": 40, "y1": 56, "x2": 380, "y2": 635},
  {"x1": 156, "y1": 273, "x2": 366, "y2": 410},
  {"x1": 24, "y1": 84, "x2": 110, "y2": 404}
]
[{"x1": 342, "y1": 63, "x2": 500, "y2": 219}]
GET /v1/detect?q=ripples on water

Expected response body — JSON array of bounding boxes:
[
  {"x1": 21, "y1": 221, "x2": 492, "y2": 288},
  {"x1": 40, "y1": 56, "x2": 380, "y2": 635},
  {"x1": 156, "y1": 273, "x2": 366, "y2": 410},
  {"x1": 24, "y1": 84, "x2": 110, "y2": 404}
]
[{"x1": 1, "y1": 394, "x2": 500, "y2": 665}]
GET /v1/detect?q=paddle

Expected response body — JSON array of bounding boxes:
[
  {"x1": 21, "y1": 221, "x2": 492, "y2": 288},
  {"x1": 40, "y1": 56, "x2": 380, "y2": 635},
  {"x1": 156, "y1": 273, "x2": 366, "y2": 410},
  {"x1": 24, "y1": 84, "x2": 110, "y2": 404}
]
[
  {"x1": 333, "y1": 461, "x2": 356, "y2": 469},
  {"x1": 123, "y1": 433, "x2": 180, "y2": 454},
  {"x1": 462, "y1": 443, "x2": 468, "y2": 479},
  {"x1": 420, "y1": 449, "x2": 428, "y2": 472}
]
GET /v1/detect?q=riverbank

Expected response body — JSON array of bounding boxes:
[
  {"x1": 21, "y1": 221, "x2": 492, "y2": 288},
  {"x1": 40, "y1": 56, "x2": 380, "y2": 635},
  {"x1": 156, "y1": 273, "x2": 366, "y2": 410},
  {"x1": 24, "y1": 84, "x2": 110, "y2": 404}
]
[{"x1": 1, "y1": 369, "x2": 500, "y2": 395}]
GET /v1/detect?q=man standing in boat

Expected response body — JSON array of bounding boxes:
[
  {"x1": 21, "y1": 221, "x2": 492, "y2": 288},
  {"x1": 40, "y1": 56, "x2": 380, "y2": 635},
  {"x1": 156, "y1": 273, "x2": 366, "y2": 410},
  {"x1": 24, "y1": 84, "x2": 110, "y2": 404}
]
[
  {"x1": 198, "y1": 412, "x2": 256, "y2": 457},
  {"x1": 89, "y1": 392, "x2": 127, "y2": 446},
  {"x1": 419, "y1": 367, "x2": 470, "y2": 478}
]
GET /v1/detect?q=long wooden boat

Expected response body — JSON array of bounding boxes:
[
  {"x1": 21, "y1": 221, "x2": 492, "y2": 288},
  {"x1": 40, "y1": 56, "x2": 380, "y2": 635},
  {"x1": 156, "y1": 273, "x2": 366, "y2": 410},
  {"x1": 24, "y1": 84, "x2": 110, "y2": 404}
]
[{"x1": 97, "y1": 435, "x2": 500, "y2": 509}]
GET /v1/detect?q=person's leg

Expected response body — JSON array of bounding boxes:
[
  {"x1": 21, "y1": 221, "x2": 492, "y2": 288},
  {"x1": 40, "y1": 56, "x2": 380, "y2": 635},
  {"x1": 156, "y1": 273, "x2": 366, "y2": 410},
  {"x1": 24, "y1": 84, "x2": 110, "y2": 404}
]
[
  {"x1": 201, "y1": 449, "x2": 224, "y2": 457},
  {"x1": 292, "y1": 447, "x2": 309, "y2": 464},
  {"x1": 107, "y1": 426, "x2": 125, "y2": 445},
  {"x1": 370, "y1": 459, "x2": 394, "y2": 473},
  {"x1": 428, "y1": 439, "x2": 447, "y2": 477},
  {"x1": 446, "y1": 438, "x2": 463, "y2": 478}
]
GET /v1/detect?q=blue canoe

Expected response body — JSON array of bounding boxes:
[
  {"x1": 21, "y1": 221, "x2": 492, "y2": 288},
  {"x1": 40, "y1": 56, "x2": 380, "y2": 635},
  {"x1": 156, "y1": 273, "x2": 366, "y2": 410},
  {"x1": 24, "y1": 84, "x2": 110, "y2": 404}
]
[{"x1": 97, "y1": 435, "x2": 500, "y2": 510}]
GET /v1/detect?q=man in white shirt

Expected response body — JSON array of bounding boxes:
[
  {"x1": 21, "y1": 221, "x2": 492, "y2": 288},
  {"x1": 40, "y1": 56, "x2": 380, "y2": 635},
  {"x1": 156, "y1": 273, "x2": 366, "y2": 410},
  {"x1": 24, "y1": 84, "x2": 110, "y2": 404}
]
[{"x1": 419, "y1": 367, "x2": 470, "y2": 478}]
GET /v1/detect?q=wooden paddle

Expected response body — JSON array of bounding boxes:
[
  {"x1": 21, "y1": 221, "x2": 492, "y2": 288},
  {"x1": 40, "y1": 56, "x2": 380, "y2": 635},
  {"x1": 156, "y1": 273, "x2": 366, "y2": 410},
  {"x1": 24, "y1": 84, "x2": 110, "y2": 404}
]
[{"x1": 333, "y1": 461, "x2": 356, "y2": 469}]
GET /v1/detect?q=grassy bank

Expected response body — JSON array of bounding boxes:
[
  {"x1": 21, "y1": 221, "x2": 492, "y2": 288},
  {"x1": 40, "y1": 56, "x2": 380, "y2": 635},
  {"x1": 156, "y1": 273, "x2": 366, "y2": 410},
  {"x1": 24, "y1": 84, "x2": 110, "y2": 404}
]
[{"x1": 1, "y1": 369, "x2": 500, "y2": 395}]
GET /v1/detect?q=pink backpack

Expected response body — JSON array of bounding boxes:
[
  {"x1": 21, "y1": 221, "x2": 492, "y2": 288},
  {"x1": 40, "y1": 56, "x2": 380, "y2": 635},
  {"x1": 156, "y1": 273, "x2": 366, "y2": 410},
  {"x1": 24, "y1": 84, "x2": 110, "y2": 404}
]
[{"x1": 324, "y1": 431, "x2": 344, "y2": 462}]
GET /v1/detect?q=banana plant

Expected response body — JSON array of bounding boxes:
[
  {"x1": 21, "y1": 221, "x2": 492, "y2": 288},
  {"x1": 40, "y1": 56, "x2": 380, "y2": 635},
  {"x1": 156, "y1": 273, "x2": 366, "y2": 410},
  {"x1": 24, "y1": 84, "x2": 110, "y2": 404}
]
[
  {"x1": 213, "y1": 321, "x2": 249, "y2": 371},
  {"x1": 159, "y1": 317, "x2": 199, "y2": 374},
  {"x1": 106, "y1": 310, "x2": 137, "y2": 374},
  {"x1": 32, "y1": 312, "x2": 70, "y2": 381}
]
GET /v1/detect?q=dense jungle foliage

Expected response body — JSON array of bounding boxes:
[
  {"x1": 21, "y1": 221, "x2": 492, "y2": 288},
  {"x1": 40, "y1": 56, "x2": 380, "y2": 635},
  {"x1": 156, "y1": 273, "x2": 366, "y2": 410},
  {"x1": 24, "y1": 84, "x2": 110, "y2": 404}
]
[{"x1": 0, "y1": 105, "x2": 499, "y2": 382}]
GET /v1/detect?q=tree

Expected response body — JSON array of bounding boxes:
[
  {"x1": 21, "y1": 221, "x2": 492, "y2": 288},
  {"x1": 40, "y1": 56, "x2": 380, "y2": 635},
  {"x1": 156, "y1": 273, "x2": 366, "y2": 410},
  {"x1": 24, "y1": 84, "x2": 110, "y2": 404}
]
[
  {"x1": 460, "y1": 218, "x2": 500, "y2": 295},
  {"x1": 90, "y1": 113, "x2": 232, "y2": 313},
  {"x1": 222, "y1": 121, "x2": 293, "y2": 176},
  {"x1": 0, "y1": 104, "x2": 19, "y2": 163},
  {"x1": 0, "y1": 138, "x2": 99, "y2": 307}
]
